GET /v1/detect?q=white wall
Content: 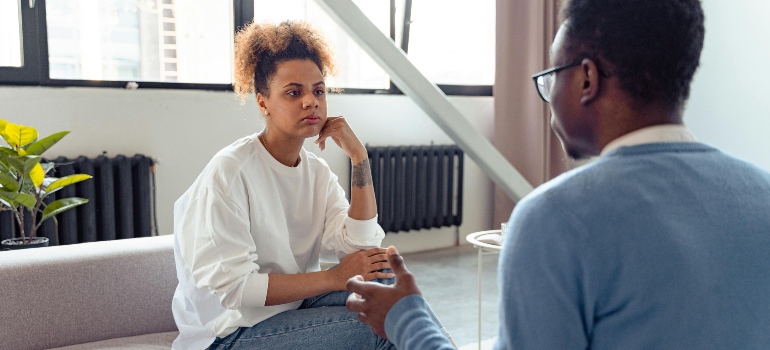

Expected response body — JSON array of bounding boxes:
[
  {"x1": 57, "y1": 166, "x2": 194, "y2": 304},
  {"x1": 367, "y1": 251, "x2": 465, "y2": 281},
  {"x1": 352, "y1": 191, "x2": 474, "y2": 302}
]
[
  {"x1": 0, "y1": 86, "x2": 493, "y2": 253},
  {"x1": 684, "y1": 0, "x2": 770, "y2": 172}
]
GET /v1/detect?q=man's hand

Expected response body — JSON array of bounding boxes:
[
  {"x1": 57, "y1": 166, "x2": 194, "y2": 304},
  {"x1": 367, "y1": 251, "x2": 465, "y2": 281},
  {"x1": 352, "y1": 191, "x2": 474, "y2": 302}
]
[{"x1": 345, "y1": 246, "x2": 421, "y2": 339}]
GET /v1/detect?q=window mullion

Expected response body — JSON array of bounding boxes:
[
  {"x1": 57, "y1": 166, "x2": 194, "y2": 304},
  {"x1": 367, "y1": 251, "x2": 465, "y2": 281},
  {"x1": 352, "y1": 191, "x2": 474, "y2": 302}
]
[
  {"x1": 400, "y1": 0, "x2": 412, "y2": 53},
  {"x1": 36, "y1": 0, "x2": 50, "y2": 85},
  {"x1": 389, "y1": 0, "x2": 396, "y2": 41},
  {"x1": 0, "y1": 0, "x2": 44, "y2": 84},
  {"x1": 233, "y1": 0, "x2": 255, "y2": 34}
]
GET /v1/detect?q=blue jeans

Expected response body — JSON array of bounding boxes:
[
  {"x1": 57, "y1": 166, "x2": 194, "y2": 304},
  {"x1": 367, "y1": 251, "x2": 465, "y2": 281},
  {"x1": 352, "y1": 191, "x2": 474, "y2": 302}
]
[{"x1": 207, "y1": 274, "x2": 396, "y2": 350}]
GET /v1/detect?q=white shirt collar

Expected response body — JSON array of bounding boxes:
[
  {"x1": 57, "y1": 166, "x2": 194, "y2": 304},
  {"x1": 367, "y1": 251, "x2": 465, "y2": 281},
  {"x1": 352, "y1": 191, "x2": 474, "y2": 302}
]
[{"x1": 600, "y1": 124, "x2": 697, "y2": 156}]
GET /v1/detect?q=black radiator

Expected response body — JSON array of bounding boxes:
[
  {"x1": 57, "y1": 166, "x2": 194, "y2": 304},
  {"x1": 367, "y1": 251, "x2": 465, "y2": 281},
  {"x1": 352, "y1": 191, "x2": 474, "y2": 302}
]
[
  {"x1": 0, "y1": 154, "x2": 156, "y2": 245},
  {"x1": 354, "y1": 145, "x2": 464, "y2": 233}
]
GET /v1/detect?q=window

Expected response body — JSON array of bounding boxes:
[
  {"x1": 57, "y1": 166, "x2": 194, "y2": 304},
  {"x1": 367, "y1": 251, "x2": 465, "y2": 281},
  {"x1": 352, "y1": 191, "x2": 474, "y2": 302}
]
[
  {"x1": 406, "y1": 0, "x2": 495, "y2": 86},
  {"x1": 46, "y1": 0, "x2": 233, "y2": 84},
  {"x1": 0, "y1": 0, "x2": 494, "y2": 95},
  {"x1": 0, "y1": 0, "x2": 23, "y2": 68},
  {"x1": 253, "y1": 0, "x2": 391, "y2": 90}
]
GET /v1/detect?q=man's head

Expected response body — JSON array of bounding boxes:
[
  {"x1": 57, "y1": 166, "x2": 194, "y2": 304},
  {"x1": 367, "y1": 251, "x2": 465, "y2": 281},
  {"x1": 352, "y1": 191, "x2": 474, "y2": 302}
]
[
  {"x1": 544, "y1": 0, "x2": 705, "y2": 159},
  {"x1": 562, "y1": 0, "x2": 705, "y2": 107}
]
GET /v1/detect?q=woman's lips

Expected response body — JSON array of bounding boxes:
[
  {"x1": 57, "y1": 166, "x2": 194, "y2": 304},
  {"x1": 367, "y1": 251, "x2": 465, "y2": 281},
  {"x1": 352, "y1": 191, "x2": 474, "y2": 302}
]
[{"x1": 303, "y1": 115, "x2": 321, "y2": 124}]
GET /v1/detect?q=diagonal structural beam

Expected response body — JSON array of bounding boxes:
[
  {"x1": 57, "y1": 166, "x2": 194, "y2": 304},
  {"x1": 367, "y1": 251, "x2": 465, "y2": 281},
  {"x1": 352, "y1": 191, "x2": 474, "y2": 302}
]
[{"x1": 314, "y1": 0, "x2": 534, "y2": 202}]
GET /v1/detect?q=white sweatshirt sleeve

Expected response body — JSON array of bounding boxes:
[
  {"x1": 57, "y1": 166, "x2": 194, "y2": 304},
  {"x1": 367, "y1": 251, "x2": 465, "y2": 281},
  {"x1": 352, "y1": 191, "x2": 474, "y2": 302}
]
[
  {"x1": 176, "y1": 188, "x2": 270, "y2": 310},
  {"x1": 320, "y1": 174, "x2": 385, "y2": 260}
]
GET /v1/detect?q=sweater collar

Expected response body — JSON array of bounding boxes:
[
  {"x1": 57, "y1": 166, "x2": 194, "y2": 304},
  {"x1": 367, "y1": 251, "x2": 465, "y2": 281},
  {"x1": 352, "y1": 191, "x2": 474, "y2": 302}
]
[{"x1": 601, "y1": 124, "x2": 696, "y2": 156}]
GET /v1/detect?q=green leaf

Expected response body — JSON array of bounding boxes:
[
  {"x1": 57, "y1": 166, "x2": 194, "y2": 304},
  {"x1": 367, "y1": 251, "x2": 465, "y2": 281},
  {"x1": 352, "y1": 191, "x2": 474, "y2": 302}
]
[
  {"x1": 0, "y1": 191, "x2": 36, "y2": 210},
  {"x1": 9, "y1": 156, "x2": 42, "y2": 177},
  {"x1": 24, "y1": 156, "x2": 43, "y2": 174},
  {"x1": 20, "y1": 179, "x2": 36, "y2": 193},
  {"x1": 41, "y1": 197, "x2": 88, "y2": 223},
  {"x1": 0, "y1": 147, "x2": 16, "y2": 157},
  {"x1": 24, "y1": 131, "x2": 69, "y2": 156},
  {"x1": 5, "y1": 156, "x2": 25, "y2": 174},
  {"x1": 0, "y1": 172, "x2": 19, "y2": 191},
  {"x1": 3, "y1": 156, "x2": 42, "y2": 191},
  {"x1": 0, "y1": 153, "x2": 10, "y2": 173},
  {"x1": 45, "y1": 174, "x2": 92, "y2": 193},
  {"x1": 0, "y1": 197, "x2": 14, "y2": 209}
]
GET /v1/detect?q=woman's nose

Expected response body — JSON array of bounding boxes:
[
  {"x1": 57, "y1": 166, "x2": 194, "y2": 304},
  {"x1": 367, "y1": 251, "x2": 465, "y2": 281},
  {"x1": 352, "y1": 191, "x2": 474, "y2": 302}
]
[{"x1": 303, "y1": 95, "x2": 318, "y2": 109}]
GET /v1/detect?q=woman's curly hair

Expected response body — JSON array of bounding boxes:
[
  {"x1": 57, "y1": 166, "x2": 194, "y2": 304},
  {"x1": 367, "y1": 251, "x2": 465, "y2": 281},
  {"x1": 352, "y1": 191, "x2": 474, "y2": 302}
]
[{"x1": 233, "y1": 20, "x2": 338, "y2": 104}]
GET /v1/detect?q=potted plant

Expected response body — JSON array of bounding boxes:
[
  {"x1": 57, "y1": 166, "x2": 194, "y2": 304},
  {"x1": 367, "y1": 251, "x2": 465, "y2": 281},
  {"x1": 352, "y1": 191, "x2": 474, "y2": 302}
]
[{"x1": 0, "y1": 119, "x2": 91, "y2": 250}]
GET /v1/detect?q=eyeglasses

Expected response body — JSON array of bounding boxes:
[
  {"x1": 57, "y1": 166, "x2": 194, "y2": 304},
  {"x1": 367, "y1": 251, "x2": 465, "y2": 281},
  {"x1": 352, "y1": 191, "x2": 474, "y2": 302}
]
[
  {"x1": 532, "y1": 60, "x2": 612, "y2": 103},
  {"x1": 531, "y1": 60, "x2": 583, "y2": 103}
]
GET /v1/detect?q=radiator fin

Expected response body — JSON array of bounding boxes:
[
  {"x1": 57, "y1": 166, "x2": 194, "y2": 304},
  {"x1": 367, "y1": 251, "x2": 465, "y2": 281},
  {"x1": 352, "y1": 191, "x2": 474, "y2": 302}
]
[{"x1": 354, "y1": 145, "x2": 463, "y2": 233}]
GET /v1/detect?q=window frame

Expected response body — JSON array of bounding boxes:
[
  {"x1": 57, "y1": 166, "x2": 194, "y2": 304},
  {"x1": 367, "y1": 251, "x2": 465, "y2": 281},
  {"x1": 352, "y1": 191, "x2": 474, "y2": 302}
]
[
  {"x1": 0, "y1": 0, "x2": 45, "y2": 85},
  {"x1": 395, "y1": 0, "x2": 494, "y2": 96},
  {"x1": 0, "y1": 0, "x2": 492, "y2": 96}
]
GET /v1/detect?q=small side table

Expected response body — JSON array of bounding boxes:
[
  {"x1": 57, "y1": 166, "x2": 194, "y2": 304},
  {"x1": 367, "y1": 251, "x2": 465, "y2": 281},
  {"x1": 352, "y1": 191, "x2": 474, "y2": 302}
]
[{"x1": 466, "y1": 230, "x2": 503, "y2": 349}]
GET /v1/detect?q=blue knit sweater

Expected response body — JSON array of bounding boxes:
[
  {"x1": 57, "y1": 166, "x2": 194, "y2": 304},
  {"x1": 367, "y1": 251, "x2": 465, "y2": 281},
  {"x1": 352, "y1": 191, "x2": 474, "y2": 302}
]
[{"x1": 385, "y1": 142, "x2": 770, "y2": 349}]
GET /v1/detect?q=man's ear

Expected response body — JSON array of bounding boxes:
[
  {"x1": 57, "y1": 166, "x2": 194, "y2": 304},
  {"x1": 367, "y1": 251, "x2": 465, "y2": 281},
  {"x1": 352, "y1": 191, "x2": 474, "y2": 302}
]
[{"x1": 579, "y1": 58, "x2": 601, "y2": 105}]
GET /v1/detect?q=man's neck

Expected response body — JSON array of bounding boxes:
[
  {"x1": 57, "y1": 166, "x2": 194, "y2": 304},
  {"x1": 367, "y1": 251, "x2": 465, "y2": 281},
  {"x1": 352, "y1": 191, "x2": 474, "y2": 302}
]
[{"x1": 596, "y1": 101, "x2": 683, "y2": 153}]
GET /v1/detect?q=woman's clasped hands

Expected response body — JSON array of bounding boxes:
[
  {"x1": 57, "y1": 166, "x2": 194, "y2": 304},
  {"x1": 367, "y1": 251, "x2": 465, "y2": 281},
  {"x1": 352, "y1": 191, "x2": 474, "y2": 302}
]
[{"x1": 330, "y1": 248, "x2": 395, "y2": 291}]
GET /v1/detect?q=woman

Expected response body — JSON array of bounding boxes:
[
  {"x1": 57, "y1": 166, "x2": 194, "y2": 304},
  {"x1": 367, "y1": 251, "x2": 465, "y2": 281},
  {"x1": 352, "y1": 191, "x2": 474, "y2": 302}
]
[{"x1": 171, "y1": 21, "x2": 396, "y2": 349}]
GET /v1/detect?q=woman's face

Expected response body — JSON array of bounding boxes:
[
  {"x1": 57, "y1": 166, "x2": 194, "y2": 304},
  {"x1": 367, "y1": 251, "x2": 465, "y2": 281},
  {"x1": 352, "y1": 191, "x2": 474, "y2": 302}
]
[{"x1": 258, "y1": 59, "x2": 328, "y2": 140}]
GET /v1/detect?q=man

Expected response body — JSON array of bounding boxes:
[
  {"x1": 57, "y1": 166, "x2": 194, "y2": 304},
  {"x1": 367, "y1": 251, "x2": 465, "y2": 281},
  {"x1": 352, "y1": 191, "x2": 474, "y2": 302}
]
[{"x1": 345, "y1": 0, "x2": 770, "y2": 349}]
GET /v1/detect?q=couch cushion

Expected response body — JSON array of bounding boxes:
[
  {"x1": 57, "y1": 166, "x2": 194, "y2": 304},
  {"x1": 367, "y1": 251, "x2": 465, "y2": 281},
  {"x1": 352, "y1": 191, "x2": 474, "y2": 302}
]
[
  {"x1": 0, "y1": 235, "x2": 178, "y2": 350},
  {"x1": 48, "y1": 331, "x2": 178, "y2": 350}
]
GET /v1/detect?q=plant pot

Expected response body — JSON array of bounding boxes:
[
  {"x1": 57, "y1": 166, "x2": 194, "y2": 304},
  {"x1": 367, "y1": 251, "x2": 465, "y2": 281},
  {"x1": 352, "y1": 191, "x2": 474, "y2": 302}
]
[{"x1": 1, "y1": 237, "x2": 50, "y2": 251}]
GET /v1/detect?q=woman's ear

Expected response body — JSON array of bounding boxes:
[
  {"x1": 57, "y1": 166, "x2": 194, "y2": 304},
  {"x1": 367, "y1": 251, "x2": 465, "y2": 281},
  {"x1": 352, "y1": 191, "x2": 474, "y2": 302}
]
[
  {"x1": 256, "y1": 93, "x2": 269, "y2": 116},
  {"x1": 579, "y1": 58, "x2": 601, "y2": 105}
]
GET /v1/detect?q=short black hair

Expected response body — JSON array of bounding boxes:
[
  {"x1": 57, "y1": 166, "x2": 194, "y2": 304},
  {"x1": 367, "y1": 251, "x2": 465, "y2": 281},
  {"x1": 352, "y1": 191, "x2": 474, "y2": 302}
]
[{"x1": 561, "y1": 0, "x2": 705, "y2": 108}]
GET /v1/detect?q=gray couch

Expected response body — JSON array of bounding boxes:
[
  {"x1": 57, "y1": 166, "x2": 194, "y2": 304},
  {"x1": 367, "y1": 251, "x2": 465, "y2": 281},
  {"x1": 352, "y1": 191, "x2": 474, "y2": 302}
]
[{"x1": 0, "y1": 235, "x2": 179, "y2": 349}]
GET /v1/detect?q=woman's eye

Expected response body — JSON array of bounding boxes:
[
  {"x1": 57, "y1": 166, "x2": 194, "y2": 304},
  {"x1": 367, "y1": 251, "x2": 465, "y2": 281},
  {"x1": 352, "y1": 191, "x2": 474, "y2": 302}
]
[
  {"x1": 314, "y1": 89, "x2": 325, "y2": 96},
  {"x1": 287, "y1": 90, "x2": 299, "y2": 96}
]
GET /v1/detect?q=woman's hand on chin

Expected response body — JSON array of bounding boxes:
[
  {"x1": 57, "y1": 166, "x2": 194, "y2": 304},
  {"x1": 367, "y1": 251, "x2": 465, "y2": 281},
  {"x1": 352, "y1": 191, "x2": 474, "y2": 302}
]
[
  {"x1": 330, "y1": 248, "x2": 395, "y2": 290},
  {"x1": 315, "y1": 117, "x2": 368, "y2": 163}
]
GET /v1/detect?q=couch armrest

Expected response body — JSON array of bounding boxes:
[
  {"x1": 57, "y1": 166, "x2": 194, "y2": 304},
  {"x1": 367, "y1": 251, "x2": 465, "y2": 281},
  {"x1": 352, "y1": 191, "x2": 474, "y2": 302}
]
[{"x1": 0, "y1": 235, "x2": 178, "y2": 350}]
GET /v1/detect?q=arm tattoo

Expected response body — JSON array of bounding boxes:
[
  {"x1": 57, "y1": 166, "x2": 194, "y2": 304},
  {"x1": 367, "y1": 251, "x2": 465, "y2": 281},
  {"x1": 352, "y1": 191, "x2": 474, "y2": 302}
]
[{"x1": 351, "y1": 158, "x2": 373, "y2": 188}]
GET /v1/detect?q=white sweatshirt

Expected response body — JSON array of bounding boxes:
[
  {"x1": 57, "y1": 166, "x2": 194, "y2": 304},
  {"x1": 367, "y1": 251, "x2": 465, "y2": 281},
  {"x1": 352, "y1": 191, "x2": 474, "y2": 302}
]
[{"x1": 171, "y1": 133, "x2": 385, "y2": 350}]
